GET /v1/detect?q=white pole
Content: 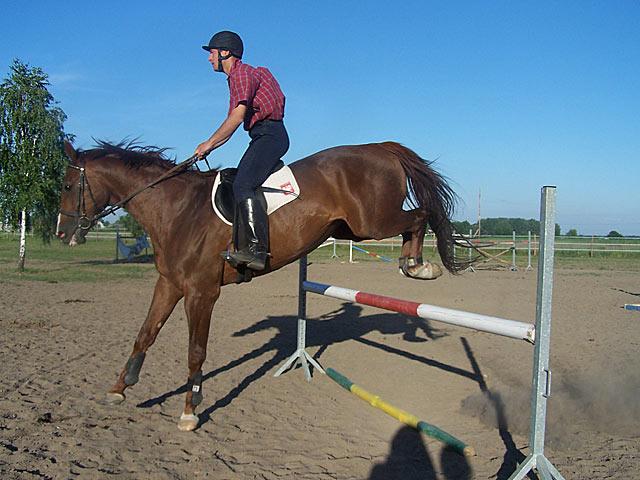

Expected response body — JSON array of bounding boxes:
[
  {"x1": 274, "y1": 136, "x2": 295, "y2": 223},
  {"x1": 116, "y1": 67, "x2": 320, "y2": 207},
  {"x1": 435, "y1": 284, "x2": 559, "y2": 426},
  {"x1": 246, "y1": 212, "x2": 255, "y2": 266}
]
[
  {"x1": 477, "y1": 188, "x2": 481, "y2": 236},
  {"x1": 18, "y1": 209, "x2": 27, "y2": 271},
  {"x1": 349, "y1": 240, "x2": 353, "y2": 263}
]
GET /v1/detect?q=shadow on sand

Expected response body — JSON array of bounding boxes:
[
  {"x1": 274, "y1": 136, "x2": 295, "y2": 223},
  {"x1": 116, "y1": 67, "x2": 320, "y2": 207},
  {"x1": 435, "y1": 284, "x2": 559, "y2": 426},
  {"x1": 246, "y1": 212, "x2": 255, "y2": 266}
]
[
  {"x1": 368, "y1": 426, "x2": 472, "y2": 480},
  {"x1": 460, "y1": 337, "x2": 535, "y2": 479},
  {"x1": 79, "y1": 254, "x2": 154, "y2": 265},
  {"x1": 138, "y1": 302, "x2": 465, "y2": 413},
  {"x1": 138, "y1": 302, "x2": 529, "y2": 478}
]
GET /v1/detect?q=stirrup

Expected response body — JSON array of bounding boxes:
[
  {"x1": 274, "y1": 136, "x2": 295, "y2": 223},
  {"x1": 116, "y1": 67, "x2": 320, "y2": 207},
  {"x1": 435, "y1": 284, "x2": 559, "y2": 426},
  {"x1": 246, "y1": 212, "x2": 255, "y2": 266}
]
[{"x1": 220, "y1": 249, "x2": 242, "y2": 269}]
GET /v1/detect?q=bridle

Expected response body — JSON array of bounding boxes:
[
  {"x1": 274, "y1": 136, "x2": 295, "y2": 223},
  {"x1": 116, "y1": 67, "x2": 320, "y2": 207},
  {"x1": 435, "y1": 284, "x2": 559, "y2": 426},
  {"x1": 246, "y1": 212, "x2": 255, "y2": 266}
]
[
  {"x1": 59, "y1": 164, "x2": 97, "y2": 230},
  {"x1": 59, "y1": 154, "x2": 199, "y2": 231}
]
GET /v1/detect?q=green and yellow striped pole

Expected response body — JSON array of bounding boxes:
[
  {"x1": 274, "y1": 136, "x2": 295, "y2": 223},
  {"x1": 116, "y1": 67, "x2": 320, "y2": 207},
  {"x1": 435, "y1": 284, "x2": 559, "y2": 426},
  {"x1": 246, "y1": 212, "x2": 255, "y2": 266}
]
[{"x1": 326, "y1": 368, "x2": 475, "y2": 457}]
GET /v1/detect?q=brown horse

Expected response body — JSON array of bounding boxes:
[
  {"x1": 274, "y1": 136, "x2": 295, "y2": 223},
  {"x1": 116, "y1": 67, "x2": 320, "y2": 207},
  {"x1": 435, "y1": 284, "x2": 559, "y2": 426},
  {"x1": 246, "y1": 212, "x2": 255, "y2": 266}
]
[{"x1": 56, "y1": 139, "x2": 466, "y2": 431}]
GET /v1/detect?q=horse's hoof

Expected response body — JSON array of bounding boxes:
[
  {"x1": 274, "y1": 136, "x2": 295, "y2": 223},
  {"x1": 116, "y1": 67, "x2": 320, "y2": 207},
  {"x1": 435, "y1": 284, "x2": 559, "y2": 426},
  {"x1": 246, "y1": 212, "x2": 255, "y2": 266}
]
[
  {"x1": 178, "y1": 413, "x2": 199, "y2": 431},
  {"x1": 405, "y1": 262, "x2": 443, "y2": 280},
  {"x1": 105, "y1": 392, "x2": 126, "y2": 405}
]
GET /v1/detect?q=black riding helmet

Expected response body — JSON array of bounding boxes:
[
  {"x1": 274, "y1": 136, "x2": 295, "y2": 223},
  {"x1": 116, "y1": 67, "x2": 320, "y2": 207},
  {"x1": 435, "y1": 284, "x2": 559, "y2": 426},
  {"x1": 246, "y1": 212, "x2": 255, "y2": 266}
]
[{"x1": 202, "y1": 31, "x2": 243, "y2": 59}]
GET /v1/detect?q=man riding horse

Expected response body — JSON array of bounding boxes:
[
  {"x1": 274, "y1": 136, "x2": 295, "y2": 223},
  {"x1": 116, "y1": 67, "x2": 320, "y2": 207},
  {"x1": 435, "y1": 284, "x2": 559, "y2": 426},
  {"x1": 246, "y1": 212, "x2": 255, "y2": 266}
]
[
  {"x1": 195, "y1": 31, "x2": 288, "y2": 272},
  {"x1": 56, "y1": 30, "x2": 467, "y2": 432}
]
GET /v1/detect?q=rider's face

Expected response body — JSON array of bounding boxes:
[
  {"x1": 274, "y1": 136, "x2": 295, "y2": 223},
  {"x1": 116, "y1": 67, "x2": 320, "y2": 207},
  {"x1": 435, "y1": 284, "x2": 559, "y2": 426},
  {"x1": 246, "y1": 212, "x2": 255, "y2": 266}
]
[
  {"x1": 208, "y1": 49, "x2": 231, "y2": 72},
  {"x1": 208, "y1": 49, "x2": 219, "y2": 71}
]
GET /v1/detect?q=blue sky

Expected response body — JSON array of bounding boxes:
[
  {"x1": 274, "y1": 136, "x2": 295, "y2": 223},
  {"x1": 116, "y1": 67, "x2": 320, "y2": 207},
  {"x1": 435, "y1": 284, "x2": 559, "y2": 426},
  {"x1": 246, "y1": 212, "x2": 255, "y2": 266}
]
[{"x1": 1, "y1": 1, "x2": 639, "y2": 235}]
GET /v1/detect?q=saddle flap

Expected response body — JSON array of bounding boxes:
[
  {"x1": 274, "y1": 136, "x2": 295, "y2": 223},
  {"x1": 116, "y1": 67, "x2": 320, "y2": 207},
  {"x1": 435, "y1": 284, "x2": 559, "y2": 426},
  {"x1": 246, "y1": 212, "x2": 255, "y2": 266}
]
[{"x1": 214, "y1": 181, "x2": 267, "y2": 224}]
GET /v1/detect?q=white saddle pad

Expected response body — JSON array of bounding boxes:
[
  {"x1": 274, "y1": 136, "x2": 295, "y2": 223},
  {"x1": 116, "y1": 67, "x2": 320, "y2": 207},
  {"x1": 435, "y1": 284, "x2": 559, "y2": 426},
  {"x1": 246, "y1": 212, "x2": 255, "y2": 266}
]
[{"x1": 211, "y1": 165, "x2": 300, "y2": 226}]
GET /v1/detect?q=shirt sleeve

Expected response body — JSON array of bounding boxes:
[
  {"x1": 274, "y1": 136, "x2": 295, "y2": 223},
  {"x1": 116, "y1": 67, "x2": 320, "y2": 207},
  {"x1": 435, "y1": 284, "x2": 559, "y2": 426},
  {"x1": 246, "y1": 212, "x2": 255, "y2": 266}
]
[{"x1": 229, "y1": 70, "x2": 258, "y2": 113}]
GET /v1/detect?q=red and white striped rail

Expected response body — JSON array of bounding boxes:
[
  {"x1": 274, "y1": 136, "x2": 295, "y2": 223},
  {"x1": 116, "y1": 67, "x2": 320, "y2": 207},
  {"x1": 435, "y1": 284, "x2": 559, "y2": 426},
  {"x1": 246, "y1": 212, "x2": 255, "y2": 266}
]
[{"x1": 303, "y1": 281, "x2": 535, "y2": 342}]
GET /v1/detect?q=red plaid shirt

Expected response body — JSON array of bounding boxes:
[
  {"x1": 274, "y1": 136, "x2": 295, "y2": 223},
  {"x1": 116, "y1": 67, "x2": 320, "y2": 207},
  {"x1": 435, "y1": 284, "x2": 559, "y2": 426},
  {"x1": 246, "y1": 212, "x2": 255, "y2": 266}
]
[{"x1": 228, "y1": 61, "x2": 285, "y2": 130}]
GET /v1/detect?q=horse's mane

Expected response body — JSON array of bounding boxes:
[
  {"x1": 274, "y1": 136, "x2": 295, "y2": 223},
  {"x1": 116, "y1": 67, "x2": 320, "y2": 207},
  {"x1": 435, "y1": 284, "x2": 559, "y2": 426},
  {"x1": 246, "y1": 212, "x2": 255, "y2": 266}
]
[{"x1": 86, "y1": 140, "x2": 176, "y2": 170}]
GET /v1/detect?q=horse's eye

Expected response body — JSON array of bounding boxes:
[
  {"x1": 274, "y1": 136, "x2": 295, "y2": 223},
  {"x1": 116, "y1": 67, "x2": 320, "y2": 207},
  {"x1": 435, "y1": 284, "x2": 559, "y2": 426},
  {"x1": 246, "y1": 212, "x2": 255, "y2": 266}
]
[{"x1": 64, "y1": 184, "x2": 72, "y2": 191}]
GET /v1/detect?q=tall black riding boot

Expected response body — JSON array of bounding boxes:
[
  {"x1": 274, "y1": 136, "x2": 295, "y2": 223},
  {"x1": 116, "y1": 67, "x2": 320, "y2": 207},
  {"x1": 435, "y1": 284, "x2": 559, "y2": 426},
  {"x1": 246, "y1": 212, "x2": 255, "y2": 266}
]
[{"x1": 227, "y1": 197, "x2": 269, "y2": 271}]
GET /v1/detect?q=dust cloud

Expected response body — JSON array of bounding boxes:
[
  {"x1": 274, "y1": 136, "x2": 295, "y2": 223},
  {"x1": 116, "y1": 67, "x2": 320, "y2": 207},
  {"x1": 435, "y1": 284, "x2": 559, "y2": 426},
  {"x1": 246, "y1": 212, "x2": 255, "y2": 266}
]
[{"x1": 461, "y1": 365, "x2": 640, "y2": 449}]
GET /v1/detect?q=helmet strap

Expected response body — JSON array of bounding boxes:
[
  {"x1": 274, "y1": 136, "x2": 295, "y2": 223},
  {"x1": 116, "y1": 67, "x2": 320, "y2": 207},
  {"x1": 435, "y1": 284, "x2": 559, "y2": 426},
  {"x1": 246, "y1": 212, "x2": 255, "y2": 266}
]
[{"x1": 215, "y1": 50, "x2": 233, "y2": 73}]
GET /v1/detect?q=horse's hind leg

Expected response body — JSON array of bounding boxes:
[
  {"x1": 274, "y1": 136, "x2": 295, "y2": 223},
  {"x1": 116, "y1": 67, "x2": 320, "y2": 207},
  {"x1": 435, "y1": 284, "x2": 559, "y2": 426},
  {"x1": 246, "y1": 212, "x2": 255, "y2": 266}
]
[
  {"x1": 177, "y1": 285, "x2": 220, "y2": 431},
  {"x1": 399, "y1": 225, "x2": 443, "y2": 280},
  {"x1": 106, "y1": 276, "x2": 182, "y2": 404},
  {"x1": 342, "y1": 204, "x2": 442, "y2": 279}
]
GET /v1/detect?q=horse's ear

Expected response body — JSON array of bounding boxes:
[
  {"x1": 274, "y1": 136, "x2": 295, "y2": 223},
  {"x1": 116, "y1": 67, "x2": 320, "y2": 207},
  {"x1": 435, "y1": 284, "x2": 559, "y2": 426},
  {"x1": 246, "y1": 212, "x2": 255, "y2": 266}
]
[{"x1": 64, "y1": 140, "x2": 77, "y2": 163}]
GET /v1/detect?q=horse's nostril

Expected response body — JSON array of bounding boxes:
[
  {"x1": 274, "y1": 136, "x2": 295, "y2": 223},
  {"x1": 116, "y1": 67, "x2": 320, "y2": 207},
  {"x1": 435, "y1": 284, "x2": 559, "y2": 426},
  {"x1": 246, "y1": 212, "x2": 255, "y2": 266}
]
[{"x1": 57, "y1": 231, "x2": 66, "y2": 239}]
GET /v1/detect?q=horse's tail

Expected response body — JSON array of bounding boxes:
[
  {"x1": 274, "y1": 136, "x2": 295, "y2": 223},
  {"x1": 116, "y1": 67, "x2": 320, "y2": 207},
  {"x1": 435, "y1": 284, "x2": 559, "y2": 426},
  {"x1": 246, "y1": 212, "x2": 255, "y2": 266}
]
[{"x1": 381, "y1": 142, "x2": 468, "y2": 274}]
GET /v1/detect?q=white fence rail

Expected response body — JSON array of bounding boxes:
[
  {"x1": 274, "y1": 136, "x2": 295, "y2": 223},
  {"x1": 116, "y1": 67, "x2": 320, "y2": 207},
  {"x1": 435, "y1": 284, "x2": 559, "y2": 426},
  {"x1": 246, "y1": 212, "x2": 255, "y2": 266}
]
[
  {"x1": 1, "y1": 228, "x2": 134, "y2": 241},
  {"x1": 4, "y1": 230, "x2": 639, "y2": 255},
  {"x1": 322, "y1": 233, "x2": 640, "y2": 257}
]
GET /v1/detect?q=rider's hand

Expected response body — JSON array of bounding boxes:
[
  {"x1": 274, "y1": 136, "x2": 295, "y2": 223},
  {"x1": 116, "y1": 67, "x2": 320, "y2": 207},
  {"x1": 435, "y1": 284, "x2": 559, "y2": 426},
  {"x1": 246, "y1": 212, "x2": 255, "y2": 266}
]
[{"x1": 195, "y1": 140, "x2": 213, "y2": 159}]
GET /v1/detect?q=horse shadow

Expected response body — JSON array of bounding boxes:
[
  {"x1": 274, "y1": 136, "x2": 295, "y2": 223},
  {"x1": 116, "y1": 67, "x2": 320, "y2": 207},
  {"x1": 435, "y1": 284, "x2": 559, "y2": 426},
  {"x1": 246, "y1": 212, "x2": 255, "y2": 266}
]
[
  {"x1": 138, "y1": 302, "x2": 462, "y2": 414},
  {"x1": 138, "y1": 304, "x2": 528, "y2": 478}
]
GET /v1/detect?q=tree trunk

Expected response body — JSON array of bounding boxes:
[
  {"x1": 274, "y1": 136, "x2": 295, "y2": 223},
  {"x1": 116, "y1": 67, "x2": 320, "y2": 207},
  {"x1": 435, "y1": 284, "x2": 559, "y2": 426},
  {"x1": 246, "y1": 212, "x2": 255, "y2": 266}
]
[{"x1": 17, "y1": 209, "x2": 26, "y2": 272}]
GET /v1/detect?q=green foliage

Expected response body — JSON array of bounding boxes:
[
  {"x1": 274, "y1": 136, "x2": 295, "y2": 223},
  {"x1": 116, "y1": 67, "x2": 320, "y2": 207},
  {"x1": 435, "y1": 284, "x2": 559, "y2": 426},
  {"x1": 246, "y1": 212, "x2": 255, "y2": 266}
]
[
  {"x1": 115, "y1": 212, "x2": 146, "y2": 237},
  {"x1": 453, "y1": 217, "x2": 563, "y2": 236},
  {"x1": 607, "y1": 230, "x2": 623, "y2": 238},
  {"x1": 452, "y1": 220, "x2": 472, "y2": 234},
  {"x1": 566, "y1": 228, "x2": 578, "y2": 236},
  {"x1": 0, "y1": 59, "x2": 70, "y2": 243}
]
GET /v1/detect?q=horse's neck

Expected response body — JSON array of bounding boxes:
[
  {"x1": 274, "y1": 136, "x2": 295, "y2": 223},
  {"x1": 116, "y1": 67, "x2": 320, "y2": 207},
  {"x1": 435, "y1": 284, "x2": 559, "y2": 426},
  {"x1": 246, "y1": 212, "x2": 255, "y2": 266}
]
[{"x1": 95, "y1": 159, "x2": 176, "y2": 240}]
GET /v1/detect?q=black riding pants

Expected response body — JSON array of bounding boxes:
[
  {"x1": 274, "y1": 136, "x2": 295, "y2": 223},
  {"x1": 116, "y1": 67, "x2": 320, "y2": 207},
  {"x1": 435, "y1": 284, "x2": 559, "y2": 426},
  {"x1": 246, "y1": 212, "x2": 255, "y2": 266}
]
[{"x1": 233, "y1": 120, "x2": 289, "y2": 203}]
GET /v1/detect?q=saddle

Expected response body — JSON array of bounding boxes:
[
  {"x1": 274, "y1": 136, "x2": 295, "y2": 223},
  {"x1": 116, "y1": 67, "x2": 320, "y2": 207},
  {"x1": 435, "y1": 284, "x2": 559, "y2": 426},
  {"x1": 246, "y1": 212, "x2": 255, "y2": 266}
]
[{"x1": 211, "y1": 160, "x2": 300, "y2": 225}]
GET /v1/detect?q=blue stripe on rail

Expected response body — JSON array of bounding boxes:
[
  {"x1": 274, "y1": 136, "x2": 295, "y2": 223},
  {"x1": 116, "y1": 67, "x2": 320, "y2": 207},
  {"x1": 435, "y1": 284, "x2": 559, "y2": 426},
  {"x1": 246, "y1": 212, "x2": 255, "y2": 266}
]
[{"x1": 302, "y1": 281, "x2": 332, "y2": 295}]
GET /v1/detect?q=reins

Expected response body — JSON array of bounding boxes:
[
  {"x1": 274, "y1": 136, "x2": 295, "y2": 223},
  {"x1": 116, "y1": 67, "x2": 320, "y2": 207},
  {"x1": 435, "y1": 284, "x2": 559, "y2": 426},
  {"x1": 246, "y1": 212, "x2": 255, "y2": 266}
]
[{"x1": 60, "y1": 154, "x2": 199, "y2": 229}]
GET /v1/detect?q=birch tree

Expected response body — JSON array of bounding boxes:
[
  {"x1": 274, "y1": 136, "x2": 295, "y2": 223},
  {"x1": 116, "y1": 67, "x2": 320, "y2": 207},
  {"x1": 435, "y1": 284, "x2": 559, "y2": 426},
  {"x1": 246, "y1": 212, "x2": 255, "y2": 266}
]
[{"x1": 0, "y1": 59, "x2": 69, "y2": 271}]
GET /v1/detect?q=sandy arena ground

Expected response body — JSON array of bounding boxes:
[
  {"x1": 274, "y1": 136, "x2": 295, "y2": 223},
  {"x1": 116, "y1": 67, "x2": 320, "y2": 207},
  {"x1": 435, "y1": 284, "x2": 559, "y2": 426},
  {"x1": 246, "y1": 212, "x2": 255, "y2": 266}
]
[{"x1": 1, "y1": 260, "x2": 639, "y2": 479}]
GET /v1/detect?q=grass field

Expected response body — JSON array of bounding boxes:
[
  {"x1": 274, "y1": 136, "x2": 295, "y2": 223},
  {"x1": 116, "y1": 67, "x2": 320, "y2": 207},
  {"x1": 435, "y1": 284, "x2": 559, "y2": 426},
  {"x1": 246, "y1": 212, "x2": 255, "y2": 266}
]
[
  {"x1": 0, "y1": 234, "x2": 155, "y2": 283},
  {"x1": 2, "y1": 233, "x2": 640, "y2": 285}
]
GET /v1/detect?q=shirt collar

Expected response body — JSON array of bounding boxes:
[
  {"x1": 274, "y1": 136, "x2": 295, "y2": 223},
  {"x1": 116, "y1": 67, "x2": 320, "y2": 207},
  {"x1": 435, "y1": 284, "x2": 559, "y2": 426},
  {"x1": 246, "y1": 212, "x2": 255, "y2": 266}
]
[{"x1": 228, "y1": 59, "x2": 243, "y2": 76}]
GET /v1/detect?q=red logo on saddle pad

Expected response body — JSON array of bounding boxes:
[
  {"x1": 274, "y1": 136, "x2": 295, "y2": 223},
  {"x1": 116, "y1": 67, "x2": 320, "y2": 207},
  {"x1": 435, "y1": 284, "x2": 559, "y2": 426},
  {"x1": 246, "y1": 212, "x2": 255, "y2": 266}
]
[{"x1": 279, "y1": 181, "x2": 295, "y2": 195}]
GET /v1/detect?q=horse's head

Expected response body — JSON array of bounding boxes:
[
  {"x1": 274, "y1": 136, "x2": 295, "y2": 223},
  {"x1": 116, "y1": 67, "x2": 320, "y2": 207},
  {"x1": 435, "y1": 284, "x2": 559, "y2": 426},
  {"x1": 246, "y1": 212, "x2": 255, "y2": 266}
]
[{"x1": 56, "y1": 141, "x2": 111, "y2": 246}]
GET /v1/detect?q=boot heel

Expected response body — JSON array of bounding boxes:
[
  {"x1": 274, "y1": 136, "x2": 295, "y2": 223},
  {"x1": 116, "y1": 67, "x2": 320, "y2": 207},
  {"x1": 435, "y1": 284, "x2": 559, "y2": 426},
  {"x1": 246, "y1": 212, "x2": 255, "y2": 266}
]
[{"x1": 246, "y1": 252, "x2": 268, "y2": 271}]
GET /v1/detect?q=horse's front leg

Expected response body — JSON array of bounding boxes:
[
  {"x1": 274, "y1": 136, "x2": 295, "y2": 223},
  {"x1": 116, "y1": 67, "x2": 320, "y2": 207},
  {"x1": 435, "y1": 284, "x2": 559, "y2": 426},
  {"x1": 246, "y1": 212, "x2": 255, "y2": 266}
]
[
  {"x1": 177, "y1": 285, "x2": 220, "y2": 431},
  {"x1": 106, "y1": 275, "x2": 183, "y2": 404}
]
